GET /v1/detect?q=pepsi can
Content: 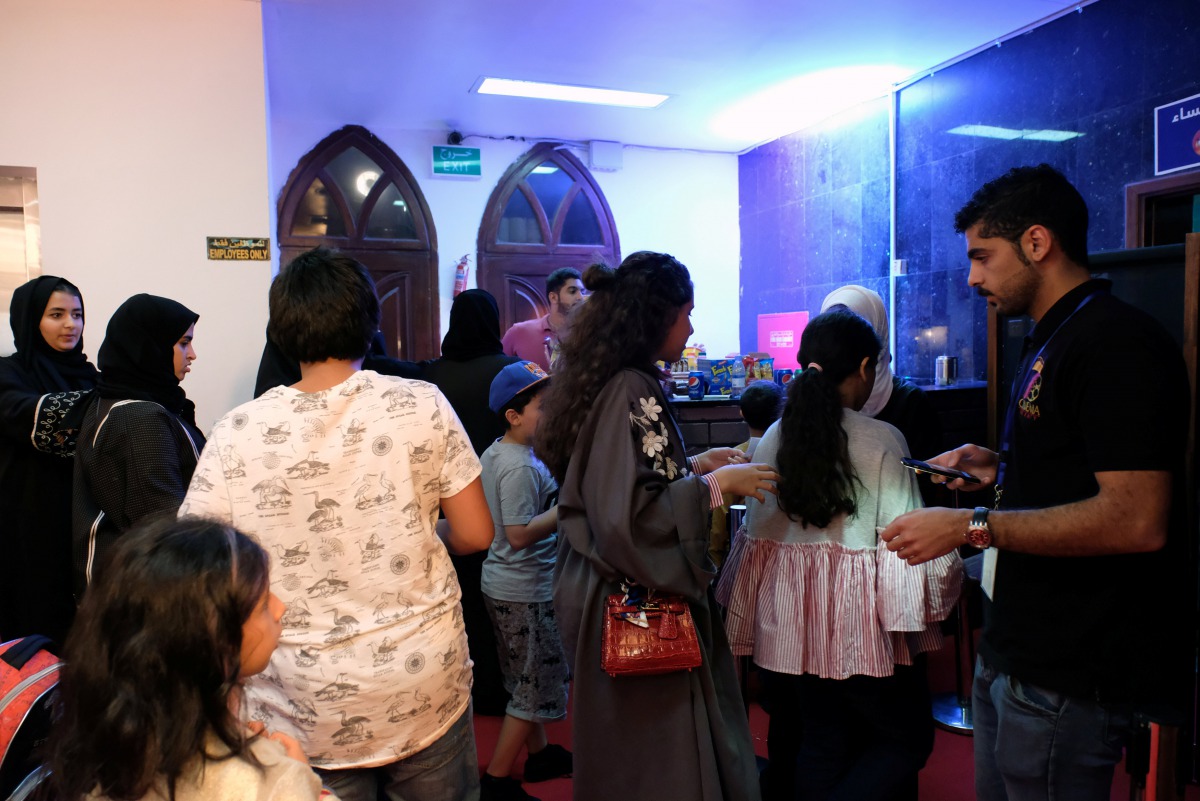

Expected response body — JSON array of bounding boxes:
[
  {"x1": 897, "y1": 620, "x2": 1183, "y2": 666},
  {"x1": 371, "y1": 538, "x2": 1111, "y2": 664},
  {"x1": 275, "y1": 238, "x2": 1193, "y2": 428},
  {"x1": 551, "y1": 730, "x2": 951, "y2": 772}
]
[
  {"x1": 774, "y1": 369, "x2": 794, "y2": 387},
  {"x1": 687, "y1": 371, "x2": 705, "y2": 400}
]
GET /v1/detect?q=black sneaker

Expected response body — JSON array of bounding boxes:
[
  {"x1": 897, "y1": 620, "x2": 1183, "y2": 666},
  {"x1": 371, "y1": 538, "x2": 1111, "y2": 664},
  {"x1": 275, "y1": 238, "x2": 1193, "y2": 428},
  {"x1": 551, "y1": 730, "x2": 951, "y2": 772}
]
[
  {"x1": 481, "y1": 774, "x2": 541, "y2": 801},
  {"x1": 522, "y1": 743, "x2": 573, "y2": 782}
]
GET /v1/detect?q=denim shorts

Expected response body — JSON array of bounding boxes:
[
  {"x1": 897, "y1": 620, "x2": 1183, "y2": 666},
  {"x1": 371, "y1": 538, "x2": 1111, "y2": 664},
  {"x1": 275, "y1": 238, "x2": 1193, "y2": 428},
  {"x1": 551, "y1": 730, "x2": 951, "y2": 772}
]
[{"x1": 483, "y1": 595, "x2": 570, "y2": 723}]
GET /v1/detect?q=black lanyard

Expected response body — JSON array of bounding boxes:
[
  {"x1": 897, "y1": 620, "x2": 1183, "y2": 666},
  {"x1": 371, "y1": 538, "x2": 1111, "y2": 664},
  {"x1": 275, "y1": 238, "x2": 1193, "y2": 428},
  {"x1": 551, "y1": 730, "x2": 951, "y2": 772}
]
[{"x1": 995, "y1": 291, "x2": 1101, "y2": 501}]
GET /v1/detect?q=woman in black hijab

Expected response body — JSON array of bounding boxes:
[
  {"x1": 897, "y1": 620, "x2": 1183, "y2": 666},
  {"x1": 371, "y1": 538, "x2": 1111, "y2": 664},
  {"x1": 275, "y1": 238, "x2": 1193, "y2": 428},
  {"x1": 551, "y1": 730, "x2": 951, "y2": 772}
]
[
  {"x1": 0, "y1": 276, "x2": 99, "y2": 643},
  {"x1": 422, "y1": 289, "x2": 519, "y2": 453},
  {"x1": 73, "y1": 294, "x2": 205, "y2": 595},
  {"x1": 421, "y1": 288, "x2": 520, "y2": 716}
]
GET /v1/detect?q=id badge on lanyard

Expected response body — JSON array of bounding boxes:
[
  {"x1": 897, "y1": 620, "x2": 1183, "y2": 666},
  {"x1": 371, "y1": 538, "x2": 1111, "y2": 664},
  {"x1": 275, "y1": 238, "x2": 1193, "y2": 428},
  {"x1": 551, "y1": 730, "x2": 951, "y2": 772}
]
[{"x1": 982, "y1": 550, "x2": 998, "y2": 599}]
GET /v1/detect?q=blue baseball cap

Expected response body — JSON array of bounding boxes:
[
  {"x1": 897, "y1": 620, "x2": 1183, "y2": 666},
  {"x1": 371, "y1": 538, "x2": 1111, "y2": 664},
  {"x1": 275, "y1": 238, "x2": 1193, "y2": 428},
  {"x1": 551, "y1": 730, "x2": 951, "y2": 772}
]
[{"x1": 489, "y1": 360, "x2": 551, "y2": 414}]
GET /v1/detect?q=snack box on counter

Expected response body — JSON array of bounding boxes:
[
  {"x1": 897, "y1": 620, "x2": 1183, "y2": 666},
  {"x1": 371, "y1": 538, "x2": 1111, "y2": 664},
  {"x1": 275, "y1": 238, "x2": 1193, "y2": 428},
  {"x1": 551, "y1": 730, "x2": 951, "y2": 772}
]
[
  {"x1": 703, "y1": 358, "x2": 738, "y2": 396},
  {"x1": 694, "y1": 354, "x2": 777, "y2": 397}
]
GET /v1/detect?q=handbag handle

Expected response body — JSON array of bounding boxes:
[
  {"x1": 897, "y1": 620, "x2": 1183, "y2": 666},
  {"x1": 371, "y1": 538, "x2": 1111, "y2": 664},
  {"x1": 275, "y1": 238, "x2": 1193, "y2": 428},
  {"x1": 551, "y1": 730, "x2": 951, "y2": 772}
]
[
  {"x1": 608, "y1": 597, "x2": 685, "y2": 640},
  {"x1": 656, "y1": 604, "x2": 679, "y2": 640}
]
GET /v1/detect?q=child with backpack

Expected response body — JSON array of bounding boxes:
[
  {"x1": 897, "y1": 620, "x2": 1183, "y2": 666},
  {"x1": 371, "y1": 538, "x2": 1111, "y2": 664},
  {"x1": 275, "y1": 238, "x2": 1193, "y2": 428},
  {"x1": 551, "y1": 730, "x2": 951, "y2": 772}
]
[{"x1": 39, "y1": 515, "x2": 335, "y2": 801}]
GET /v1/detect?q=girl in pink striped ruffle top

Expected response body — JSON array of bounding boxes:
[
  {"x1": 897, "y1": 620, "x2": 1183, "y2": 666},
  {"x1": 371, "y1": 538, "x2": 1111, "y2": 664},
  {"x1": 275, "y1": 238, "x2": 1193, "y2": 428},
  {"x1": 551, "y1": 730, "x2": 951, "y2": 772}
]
[{"x1": 717, "y1": 308, "x2": 962, "y2": 801}]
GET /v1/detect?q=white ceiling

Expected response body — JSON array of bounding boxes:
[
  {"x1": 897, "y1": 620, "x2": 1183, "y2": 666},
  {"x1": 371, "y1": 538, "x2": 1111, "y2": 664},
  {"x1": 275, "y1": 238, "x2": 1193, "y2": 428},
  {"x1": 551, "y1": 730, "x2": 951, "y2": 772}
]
[{"x1": 262, "y1": 0, "x2": 1082, "y2": 154}]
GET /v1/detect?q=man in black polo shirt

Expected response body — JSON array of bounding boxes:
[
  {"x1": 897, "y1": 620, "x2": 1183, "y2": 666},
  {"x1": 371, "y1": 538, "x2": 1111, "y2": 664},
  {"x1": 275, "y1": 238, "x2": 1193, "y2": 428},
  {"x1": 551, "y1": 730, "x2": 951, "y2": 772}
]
[{"x1": 880, "y1": 164, "x2": 1190, "y2": 800}]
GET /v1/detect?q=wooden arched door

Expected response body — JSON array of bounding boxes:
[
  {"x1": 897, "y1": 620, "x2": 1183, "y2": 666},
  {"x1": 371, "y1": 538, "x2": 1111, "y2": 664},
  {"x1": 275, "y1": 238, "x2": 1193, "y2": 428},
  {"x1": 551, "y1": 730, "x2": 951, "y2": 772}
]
[
  {"x1": 477, "y1": 144, "x2": 620, "y2": 332},
  {"x1": 277, "y1": 125, "x2": 439, "y2": 360}
]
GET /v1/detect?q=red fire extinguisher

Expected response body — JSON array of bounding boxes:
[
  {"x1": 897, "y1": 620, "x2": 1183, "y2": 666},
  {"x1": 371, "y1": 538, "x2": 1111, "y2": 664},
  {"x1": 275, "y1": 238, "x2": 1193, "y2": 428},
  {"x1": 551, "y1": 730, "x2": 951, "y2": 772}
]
[{"x1": 452, "y1": 254, "x2": 470, "y2": 297}]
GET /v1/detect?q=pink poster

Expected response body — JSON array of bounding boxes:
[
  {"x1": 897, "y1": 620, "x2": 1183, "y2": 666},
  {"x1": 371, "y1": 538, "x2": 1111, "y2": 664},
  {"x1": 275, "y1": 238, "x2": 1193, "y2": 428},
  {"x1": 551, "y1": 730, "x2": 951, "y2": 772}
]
[{"x1": 756, "y1": 311, "x2": 809, "y2": 370}]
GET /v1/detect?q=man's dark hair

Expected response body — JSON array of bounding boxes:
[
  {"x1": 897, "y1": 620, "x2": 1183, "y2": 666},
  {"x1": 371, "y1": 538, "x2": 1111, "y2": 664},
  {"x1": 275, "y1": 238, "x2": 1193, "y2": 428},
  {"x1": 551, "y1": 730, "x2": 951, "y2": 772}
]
[
  {"x1": 546, "y1": 267, "x2": 582, "y2": 299},
  {"x1": 739, "y1": 381, "x2": 785, "y2": 432},
  {"x1": 954, "y1": 163, "x2": 1090, "y2": 268},
  {"x1": 268, "y1": 246, "x2": 381, "y2": 363},
  {"x1": 499, "y1": 379, "x2": 550, "y2": 429}
]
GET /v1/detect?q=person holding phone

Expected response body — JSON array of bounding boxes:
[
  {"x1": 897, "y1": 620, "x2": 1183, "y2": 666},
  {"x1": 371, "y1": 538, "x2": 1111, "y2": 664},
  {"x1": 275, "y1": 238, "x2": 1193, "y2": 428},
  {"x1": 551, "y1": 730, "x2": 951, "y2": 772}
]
[
  {"x1": 900, "y1": 457, "x2": 981, "y2": 484},
  {"x1": 880, "y1": 165, "x2": 1190, "y2": 801}
]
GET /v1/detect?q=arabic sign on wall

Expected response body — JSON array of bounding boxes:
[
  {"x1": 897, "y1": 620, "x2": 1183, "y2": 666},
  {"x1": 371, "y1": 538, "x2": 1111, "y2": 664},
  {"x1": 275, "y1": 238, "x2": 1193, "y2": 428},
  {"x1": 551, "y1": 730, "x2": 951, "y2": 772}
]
[
  {"x1": 1155, "y1": 91, "x2": 1200, "y2": 175},
  {"x1": 756, "y1": 311, "x2": 809, "y2": 370},
  {"x1": 432, "y1": 146, "x2": 481, "y2": 177},
  {"x1": 207, "y1": 237, "x2": 270, "y2": 261}
]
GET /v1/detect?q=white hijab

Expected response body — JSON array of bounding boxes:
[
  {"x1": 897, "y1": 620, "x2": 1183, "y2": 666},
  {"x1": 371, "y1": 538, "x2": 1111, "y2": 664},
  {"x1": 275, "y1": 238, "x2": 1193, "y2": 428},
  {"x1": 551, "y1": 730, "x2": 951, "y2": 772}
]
[{"x1": 820, "y1": 285, "x2": 894, "y2": 418}]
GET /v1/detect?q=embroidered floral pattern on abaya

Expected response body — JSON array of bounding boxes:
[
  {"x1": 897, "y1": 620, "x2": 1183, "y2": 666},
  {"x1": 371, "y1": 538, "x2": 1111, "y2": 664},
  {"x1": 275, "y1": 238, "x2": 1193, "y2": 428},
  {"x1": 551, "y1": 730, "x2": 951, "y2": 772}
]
[{"x1": 631, "y1": 396, "x2": 679, "y2": 479}]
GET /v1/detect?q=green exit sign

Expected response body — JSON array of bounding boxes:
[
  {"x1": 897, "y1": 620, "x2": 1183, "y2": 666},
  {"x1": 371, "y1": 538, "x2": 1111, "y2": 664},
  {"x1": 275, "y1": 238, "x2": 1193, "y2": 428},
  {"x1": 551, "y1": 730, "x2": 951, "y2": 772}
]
[{"x1": 432, "y1": 146, "x2": 481, "y2": 177}]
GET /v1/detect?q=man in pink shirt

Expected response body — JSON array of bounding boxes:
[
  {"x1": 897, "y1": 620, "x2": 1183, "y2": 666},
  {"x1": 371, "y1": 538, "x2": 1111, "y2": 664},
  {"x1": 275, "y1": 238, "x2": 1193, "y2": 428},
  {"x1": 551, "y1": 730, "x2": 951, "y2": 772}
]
[{"x1": 500, "y1": 268, "x2": 584, "y2": 371}]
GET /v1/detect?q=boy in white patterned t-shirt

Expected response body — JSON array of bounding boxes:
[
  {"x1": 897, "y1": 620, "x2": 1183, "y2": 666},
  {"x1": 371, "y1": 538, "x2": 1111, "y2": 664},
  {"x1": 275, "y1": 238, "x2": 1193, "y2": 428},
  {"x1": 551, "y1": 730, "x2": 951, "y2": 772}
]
[{"x1": 180, "y1": 246, "x2": 493, "y2": 801}]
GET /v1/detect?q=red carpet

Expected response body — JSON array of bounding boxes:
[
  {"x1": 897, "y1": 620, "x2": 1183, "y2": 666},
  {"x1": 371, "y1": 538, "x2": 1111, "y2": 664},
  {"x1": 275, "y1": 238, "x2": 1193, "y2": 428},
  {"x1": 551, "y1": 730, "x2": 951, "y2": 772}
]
[
  {"x1": 472, "y1": 701, "x2": 983, "y2": 801},
  {"x1": 473, "y1": 638, "x2": 1200, "y2": 800},
  {"x1": 474, "y1": 702, "x2": 1196, "y2": 801}
]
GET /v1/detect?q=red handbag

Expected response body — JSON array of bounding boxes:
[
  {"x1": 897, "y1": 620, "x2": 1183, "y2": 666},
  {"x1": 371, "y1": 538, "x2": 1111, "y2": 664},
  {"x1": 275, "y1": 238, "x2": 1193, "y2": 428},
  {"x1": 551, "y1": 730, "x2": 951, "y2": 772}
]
[{"x1": 601, "y1": 593, "x2": 702, "y2": 677}]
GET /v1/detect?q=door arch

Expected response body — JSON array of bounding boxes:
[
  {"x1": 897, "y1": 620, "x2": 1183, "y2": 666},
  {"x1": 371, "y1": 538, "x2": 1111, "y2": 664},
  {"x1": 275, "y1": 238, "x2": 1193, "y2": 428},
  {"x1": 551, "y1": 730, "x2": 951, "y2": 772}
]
[
  {"x1": 477, "y1": 143, "x2": 620, "y2": 332},
  {"x1": 277, "y1": 125, "x2": 439, "y2": 360}
]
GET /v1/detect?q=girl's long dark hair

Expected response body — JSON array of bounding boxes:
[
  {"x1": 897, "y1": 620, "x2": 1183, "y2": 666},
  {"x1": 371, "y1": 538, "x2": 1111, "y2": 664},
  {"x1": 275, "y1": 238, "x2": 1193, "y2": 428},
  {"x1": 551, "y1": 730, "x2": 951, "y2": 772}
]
[
  {"x1": 535, "y1": 251, "x2": 693, "y2": 482},
  {"x1": 776, "y1": 309, "x2": 881, "y2": 529},
  {"x1": 43, "y1": 516, "x2": 270, "y2": 801}
]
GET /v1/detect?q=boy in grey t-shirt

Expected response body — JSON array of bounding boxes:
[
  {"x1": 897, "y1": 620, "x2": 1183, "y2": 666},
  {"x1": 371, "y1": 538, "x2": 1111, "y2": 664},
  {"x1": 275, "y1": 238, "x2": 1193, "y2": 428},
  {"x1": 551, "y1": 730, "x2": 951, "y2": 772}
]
[{"x1": 479, "y1": 361, "x2": 572, "y2": 801}]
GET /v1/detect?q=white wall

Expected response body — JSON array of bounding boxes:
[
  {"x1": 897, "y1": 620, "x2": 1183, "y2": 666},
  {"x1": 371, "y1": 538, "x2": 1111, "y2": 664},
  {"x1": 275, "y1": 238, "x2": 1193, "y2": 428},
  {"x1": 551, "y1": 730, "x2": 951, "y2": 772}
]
[
  {"x1": 266, "y1": 122, "x2": 742, "y2": 358},
  {"x1": 1, "y1": 0, "x2": 739, "y2": 437},
  {"x1": 592, "y1": 146, "x2": 741, "y2": 358},
  {"x1": 1, "y1": 0, "x2": 271, "y2": 431}
]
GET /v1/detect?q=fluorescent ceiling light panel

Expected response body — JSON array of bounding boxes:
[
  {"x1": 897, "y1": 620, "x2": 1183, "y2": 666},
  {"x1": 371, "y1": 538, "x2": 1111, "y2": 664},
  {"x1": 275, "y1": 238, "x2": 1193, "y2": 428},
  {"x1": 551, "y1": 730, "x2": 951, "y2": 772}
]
[
  {"x1": 474, "y1": 77, "x2": 668, "y2": 109},
  {"x1": 948, "y1": 125, "x2": 1022, "y2": 140},
  {"x1": 948, "y1": 125, "x2": 1083, "y2": 141},
  {"x1": 1022, "y1": 129, "x2": 1084, "y2": 142}
]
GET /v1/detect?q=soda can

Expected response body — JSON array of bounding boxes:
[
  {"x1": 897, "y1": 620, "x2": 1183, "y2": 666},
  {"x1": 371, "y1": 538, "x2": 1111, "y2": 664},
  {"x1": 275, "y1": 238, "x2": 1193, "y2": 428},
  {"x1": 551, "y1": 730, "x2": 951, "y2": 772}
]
[
  {"x1": 774, "y1": 369, "x2": 794, "y2": 387},
  {"x1": 687, "y1": 371, "x2": 705, "y2": 400},
  {"x1": 934, "y1": 355, "x2": 958, "y2": 386}
]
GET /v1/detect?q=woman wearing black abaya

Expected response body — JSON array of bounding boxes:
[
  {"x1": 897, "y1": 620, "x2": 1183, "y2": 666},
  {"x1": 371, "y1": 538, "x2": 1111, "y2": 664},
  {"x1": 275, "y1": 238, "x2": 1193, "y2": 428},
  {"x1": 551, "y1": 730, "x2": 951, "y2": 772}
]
[
  {"x1": 422, "y1": 289, "x2": 519, "y2": 453},
  {"x1": 422, "y1": 289, "x2": 520, "y2": 716},
  {"x1": 72, "y1": 294, "x2": 206, "y2": 595},
  {"x1": 537, "y1": 254, "x2": 777, "y2": 801},
  {"x1": 0, "y1": 276, "x2": 99, "y2": 643}
]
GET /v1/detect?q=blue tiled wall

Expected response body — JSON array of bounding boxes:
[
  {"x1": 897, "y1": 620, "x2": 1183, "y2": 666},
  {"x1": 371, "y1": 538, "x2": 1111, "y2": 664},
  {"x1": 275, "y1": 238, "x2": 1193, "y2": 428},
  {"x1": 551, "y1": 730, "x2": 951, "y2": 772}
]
[
  {"x1": 739, "y1": 0, "x2": 1200, "y2": 382},
  {"x1": 739, "y1": 99, "x2": 892, "y2": 352}
]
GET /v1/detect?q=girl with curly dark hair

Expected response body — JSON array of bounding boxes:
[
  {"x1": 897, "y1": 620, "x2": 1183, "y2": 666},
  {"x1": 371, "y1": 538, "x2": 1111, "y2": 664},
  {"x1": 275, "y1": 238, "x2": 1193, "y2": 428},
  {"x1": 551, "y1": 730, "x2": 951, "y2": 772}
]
[
  {"x1": 717, "y1": 309, "x2": 962, "y2": 801},
  {"x1": 40, "y1": 515, "x2": 332, "y2": 801},
  {"x1": 536, "y1": 251, "x2": 777, "y2": 801}
]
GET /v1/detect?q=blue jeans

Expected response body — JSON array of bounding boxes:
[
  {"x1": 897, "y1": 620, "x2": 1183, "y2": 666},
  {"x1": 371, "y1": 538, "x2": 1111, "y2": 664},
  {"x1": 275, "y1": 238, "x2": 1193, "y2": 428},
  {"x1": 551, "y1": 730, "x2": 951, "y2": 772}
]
[
  {"x1": 315, "y1": 707, "x2": 480, "y2": 801},
  {"x1": 973, "y1": 656, "x2": 1129, "y2": 801}
]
